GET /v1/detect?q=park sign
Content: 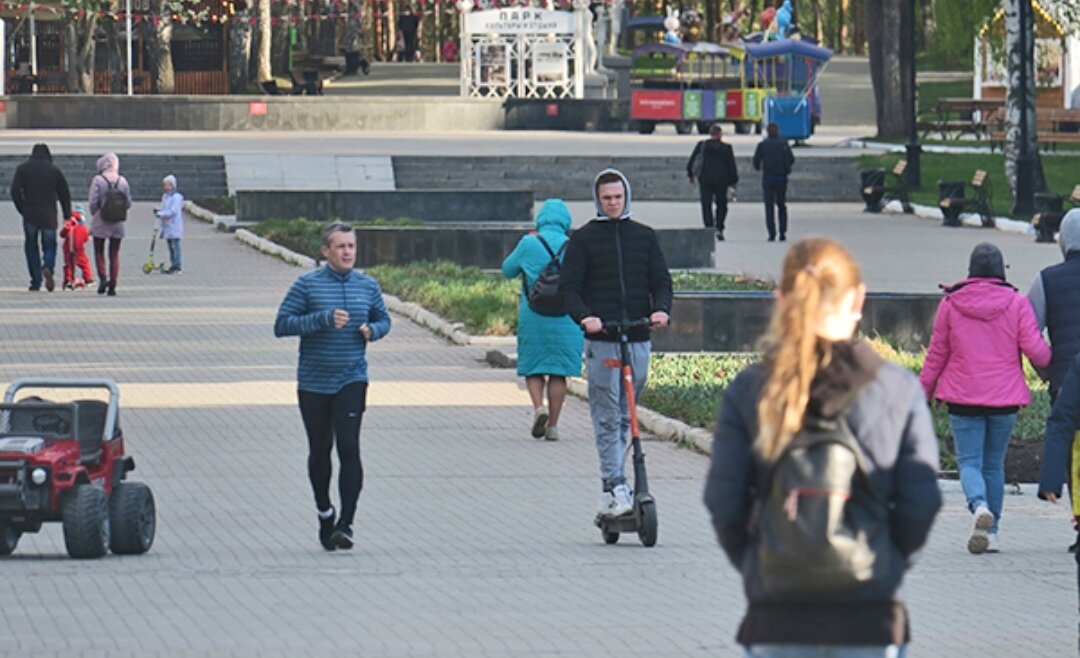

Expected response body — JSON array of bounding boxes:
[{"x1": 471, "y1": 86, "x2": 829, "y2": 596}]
[{"x1": 464, "y1": 9, "x2": 575, "y2": 35}]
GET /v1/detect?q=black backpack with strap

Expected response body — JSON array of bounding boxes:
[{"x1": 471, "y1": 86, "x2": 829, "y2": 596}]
[
  {"x1": 754, "y1": 399, "x2": 890, "y2": 597},
  {"x1": 99, "y1": 176, "x2": 128, "y2": 223},
  {"x1": 522, "y1": 234, "x2": 568, "y2": 317}
]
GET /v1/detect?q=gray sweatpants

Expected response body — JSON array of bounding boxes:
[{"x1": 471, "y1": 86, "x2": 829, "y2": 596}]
[{"x1": 584, "y1": 339, "x2": 651, "y2": 490}]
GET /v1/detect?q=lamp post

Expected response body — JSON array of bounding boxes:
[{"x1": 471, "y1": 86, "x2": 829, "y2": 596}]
[
  {"x1": 904, "y1": 0, "x2": 921, "y2": 188},
  {"x1": 1013, "y1": 0, "x2": 1035, "y2": 216}
]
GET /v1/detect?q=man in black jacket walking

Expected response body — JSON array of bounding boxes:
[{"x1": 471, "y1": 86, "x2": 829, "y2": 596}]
[
  {"x1": 10, "y1": 143, "x2": 72, "y2": 292},
  {"x1": 752, "y1": 123, "x2": 795, "y2": 241},
  {"x1": 559, "y1": 169, "x2": 673, "y2": 519},
  {"x1": 687, "y1": 123, "x2": 739, "y2": 240}
]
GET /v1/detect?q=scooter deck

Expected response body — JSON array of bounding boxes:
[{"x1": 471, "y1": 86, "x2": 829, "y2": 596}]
[{"x1": 594, "y1": 509, "x2": 639, "y2": 533}]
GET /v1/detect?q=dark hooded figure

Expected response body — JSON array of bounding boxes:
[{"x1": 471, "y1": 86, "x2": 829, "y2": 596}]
[{"x1": 10, "y1": 143, "x2": 72, "y2": 292}]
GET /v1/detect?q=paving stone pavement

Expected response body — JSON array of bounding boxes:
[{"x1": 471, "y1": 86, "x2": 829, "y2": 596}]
[{"x1": 0, "y1": 206, "x2": 1077, "y2": 657}]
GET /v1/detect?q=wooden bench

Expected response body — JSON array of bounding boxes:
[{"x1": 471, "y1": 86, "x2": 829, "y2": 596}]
[
  {"x1": 939, "y1": 170, "x2": 994, "y2": 228},
  {"x1": 990, "y1": 107, "x2": 1080, "y2": 152},
  {"x1": 1070, "y1": 184, "x2": 1080, "y2": 208},
  {"x1": 862, "y1": 160, "x2": 913, "y2": 213},
  {"x1": 920, "y1": 98, "x2": 1003, "y2": 141}
]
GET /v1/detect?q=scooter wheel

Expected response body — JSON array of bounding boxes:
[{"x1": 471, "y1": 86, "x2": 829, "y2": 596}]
[
  {"x1": 602, "y1": 529, "x2": 619, "y2": 545},
  {"x1": 637, "y1": 500, "x2": 658, "y2": 547},
  {"x1": 158, "y1": 263, "x2": 169, "y2": 273},
  {"x1": 142, "y1": 262, "x2": 153, "y2": 274}
]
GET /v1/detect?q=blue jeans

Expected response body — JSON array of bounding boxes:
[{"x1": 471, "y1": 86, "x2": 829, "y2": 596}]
[
  {"x1": 167, "y1": 238, "x2": 182, "y2": 271},
  {"x1": 950, "y1": 413, "x2": 1016, "y2": 533},
  {"x1": 584, "y1": 339, "x2": 650, "y2": 490},
  {"x1": 745, "y1": 645, "x2": 906, "y2": 658},
  {"x1": 23, "y1": 221, "x2": 57, "y2": 288}
]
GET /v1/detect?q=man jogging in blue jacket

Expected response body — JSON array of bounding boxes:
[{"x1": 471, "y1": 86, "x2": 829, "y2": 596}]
[{"x1": 275, "y1": 222, "x2": 391, "y2": 551}]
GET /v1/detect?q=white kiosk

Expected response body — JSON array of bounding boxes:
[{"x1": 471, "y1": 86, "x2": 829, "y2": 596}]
[{"x1": 460, "y1": 7, "x2": 585, "y2": 99}]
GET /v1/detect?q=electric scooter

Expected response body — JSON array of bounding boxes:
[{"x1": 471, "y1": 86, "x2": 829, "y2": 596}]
[
  {"x1": 594, "y1": 317, "x2": 659, "y2": 548},
  {"x1": 143, "y1": 216, "x2": 169, "y2": 274}
]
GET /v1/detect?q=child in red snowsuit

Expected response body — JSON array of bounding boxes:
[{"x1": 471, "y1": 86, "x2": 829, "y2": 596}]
[{"x1": 60, "y1": 209, "x2": 93, "y2": 289}]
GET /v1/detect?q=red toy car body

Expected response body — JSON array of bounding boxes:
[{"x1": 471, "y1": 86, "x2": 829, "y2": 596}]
[{"x1": 0, "y1": 378, "x2": 155, "y2": 558}]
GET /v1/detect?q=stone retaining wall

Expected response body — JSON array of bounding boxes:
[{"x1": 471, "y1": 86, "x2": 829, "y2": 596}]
[
  {"x1": 236, "y1": 190, "x2": 534, "y2": 223},
  {"x1": 655, "y1": 292, "x2": 940, "y2": 352}
]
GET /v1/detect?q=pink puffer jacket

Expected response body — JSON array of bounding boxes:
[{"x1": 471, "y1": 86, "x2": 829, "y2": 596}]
[{"x1": 919, "y1": 278, "x2": 1050, "y2": 406}]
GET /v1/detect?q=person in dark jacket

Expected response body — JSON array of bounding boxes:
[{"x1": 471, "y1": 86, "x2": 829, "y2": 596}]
[
  {"x1": 687, "y1": 122, "x2": 739, "y2": 240},
  {"x1": 559, "y1": 168, "x2": 673, "y2": 519},
  {"x1": 274, "y1": 222, "x2": 392, "y2": 552},
  {"x1": 10, "y1": 143, "x2": 72, "y2": 292},
  {"x1": 751, "y1": 123, "x2": 795, "y2": 242},
  {"x1": 704, "y1": 238, "x2": 941, "y2": 656},
  {"x1": 1038, "y1": 353, "x2": 1080, "y2": 518},
  {"x1": 1028, "y1": 209, "x2": 1080, "y2": 551}
]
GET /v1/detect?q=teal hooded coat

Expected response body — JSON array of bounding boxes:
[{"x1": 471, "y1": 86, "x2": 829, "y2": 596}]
[{"x1": 501, "y1": 199, "x2": 584, "y2": 377}]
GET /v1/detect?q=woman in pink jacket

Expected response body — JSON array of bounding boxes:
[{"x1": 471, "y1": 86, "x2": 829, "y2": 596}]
[{"x1": 919, "y1": 243, "x2": 1050, "y2": 555}]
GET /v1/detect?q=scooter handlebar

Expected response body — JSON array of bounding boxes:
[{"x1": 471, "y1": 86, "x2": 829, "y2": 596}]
[{"x1": 601, "y1": 318, "x2": 653, "y2": 334}]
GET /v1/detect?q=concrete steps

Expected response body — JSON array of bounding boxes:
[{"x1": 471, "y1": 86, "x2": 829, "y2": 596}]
[
  {"x1": 392, "y1": 155, "x2": 860, "y2": 202},
  {"x1": 0, "y1": 155, "x2": 228, "y2": 202}
]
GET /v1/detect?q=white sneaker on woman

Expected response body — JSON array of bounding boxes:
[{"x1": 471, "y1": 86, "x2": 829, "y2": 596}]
[{"x1": 986, "y1": 532, "x2": 1000, "y2": 553}]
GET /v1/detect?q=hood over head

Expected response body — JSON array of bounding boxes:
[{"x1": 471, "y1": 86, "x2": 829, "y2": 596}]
[
  {"x1": 1060, "y1": 209, "x2": 1080, "y2": 258},
  {"x1": 163, "y1": 174, "x2": 177, "y2": 190},
  {"x1": 591, "y1": 168, "x2": 633, "y2": 220},
  {"x1": 535, "y1": 198, "x2": 571, "y2": 234},
  {"x1": 96, "y1": 152, "x2": 119, "y2": 175},
  {"x1": 968, "y1": 242, "x2": 1006, "y2": 280},
  {"x1": 30, "y1": 143, "x2": 51, "y2": 162}
]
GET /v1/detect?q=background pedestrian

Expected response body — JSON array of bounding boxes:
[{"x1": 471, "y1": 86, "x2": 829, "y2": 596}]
[
  {"x1": 752, "y1": 123, "x2": 794, "y2": 242},
  {"x1": 10, "y1": 143, "x2": 72, "y2": 292}
]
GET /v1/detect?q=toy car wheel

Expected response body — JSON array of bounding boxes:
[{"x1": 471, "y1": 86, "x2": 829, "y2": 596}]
[
  {"x1": 637, "y1": 500, "x2": 658, "y2": 548},
  {"x1": 735, "y1": 122, "x2": 753, "y2": 135},
  {"x1": 0, "y1": 522, "x2": 21, "y2": 556},
  {"x1": 109, "y1": 482, "x2": 156, "y2": 555},
  {"x1": 62, "y1": 485, "x2": 110, "y2": 559},
  {"x1": 696, "y1": 121, "x2": 711, "y2": 135},
  {"x1": 602, "y1": 529, "x2": 619, "y2": 545},
  {"x1": 674, "y1": 122, "x2": 693, "y2": 135}
]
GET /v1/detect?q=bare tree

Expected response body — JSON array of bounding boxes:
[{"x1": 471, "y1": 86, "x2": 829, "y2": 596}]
[
  {"x1": 229, "y1": 1, "x2": 254, "y2": 92},
  {"x1": 145, "y1": 0, "x2": 175, "y2": 93},
  {"x1": 865, "y1": 0, "x2": 907, "y2": 137},
  {"x1": 258, "y1": 0, "x2": 271, "y2": 81},
  {"x1": 63, "y1": 10, "x2": 98, "y2": 94}
]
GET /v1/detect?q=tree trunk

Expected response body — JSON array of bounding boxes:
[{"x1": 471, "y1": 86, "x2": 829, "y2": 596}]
[
  {"x1": 146, "y1": 0, "x2": 175, "y2": 94},
  {"x1": 849, "y1": 0, "x2": 865, "y2": 55},
  {"x1": 258, "y1": 0, "x2": 272, "y2": 80},
  {"x1": 230, "y1": 8, "x2": 254, "y2": 92},
  {"x1": 810, "y1": 0, "x2": 822, "y2": 42},
  {"x1": 919, "y1": 0, "x2": 934, "y2": 42},
  {"x1": 1002, "y1": 0, "x2": 1046, "y2": 208},
  {"x1": 866, "y1": 0, "x2": 906, "y2": 137},
  {"x1": 64, "y1": 16, "x2": 97, "y2": 94}
]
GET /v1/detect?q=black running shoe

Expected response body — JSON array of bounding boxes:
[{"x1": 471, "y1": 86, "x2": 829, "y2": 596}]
[
  {"x1": 319, "y1": 509, "x2": 337, "y2": 551},
  {"x1": 331, "y1": 524, "x2": 354, "y2": 550}
]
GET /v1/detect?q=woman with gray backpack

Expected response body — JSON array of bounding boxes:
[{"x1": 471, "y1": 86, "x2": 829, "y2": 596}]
[
  {"x1": 501, "y1": 199, "x2": 582, "y2": 441},
  {"x1": 88, "y1": 152, "x2": 132, "y2": 296},
  {"x1": 704, "y1": 238, "x2": 942, "y2": 658}
]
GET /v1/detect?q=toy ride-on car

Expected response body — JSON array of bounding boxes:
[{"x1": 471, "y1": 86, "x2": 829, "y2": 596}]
[{"x1": 0, "y1": 378, "x2": 155, "y2": 559}]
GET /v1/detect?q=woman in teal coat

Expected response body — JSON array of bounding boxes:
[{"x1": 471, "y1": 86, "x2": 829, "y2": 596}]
[{"x1": 502, "y1": 199, "x2": 584, "y2": 441}]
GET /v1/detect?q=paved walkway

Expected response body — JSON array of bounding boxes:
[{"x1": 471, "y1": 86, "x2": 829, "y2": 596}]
[{"x1": 0, "y1": 200, "x2": 1077, "y2": 655}]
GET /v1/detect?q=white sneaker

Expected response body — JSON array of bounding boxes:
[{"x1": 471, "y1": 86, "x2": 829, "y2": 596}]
[
  {"x1": 598, "y1": 491, "x2": 615, "y2": 517},
  {"x1": 986, "y1": 532, "x2": 1000, "y2": 553},
  {"x1": 972, "y1": 504, "x2": 994, "y2": 531},
  {"x1": 611, "y1": 484, "x2": 633, "y2": 517},
  {"x1": 531, "y1": 406, "x2": 549, "y2": 439}
]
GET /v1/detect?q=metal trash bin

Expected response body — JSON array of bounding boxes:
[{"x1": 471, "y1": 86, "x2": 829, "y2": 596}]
[
  {"x1": 938, "y1": 180, "x2": 966, "y2": 227},
  {"x1": 860, "y1": 169, "x2": 886, "y2": 212},
  {"x1": 1033, "y1": 192, "x2": 1065, "y2": 243}
]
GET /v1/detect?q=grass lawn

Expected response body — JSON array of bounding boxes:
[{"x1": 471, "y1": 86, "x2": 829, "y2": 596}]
[{"x1": 857, "y1": 151, "x2": 1080, "y2": 219}]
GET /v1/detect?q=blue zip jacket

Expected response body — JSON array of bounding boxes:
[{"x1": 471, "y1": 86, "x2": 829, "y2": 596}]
[{"x1": 274, "y1": 266, "x2": 391, "y2": 394}]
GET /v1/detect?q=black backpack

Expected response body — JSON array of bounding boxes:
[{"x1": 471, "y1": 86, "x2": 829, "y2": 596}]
[
  {"x1": 523, "y1": 234, "x2": 567, "y2": 317},
  {"x1": 99, "y1": 176, "x2": 128, "y2": 223},
  {"x1": 755, "y1": 405, "x2": 889, "y2": 597}
]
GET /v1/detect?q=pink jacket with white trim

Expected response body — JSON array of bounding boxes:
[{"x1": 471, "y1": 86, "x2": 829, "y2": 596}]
[{"x1": 919, "y1": 278, "x2": 1050, "y2": 406}]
